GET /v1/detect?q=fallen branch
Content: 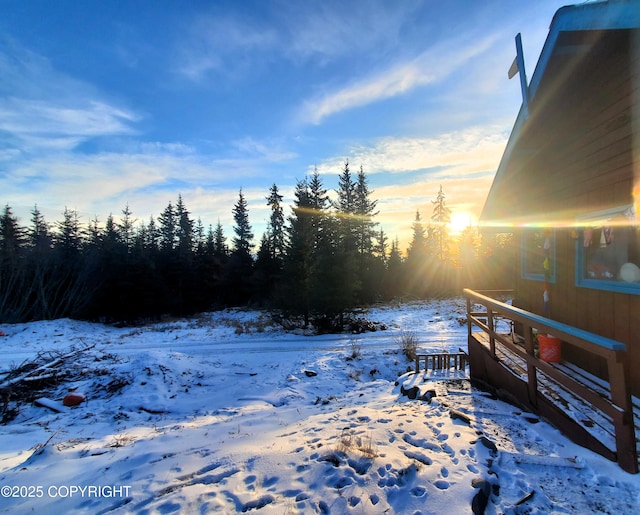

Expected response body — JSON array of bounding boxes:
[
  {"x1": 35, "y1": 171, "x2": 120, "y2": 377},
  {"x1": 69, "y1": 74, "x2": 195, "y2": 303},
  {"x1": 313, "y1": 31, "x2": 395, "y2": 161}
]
[
  {"x1": 500, "y1": 451, "x2": 584, "y2": 469},
  {"x1": 0, "y1": 344, "x2": 95, "y2": 389},
  {"x1": 139, "y1": 406, "x2": 168, "y2": 415},
  {"x1": 34, "y1": 397, "x2": 65, "y2": 413},
  {"x1": 515, "y1": 490, "x2": 535, "y2": 506}
]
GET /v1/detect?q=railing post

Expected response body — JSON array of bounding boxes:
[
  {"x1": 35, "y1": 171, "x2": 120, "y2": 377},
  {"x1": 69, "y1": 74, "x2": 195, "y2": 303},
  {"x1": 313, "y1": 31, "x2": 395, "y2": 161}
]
[
  {"x1": 466, "y1": 297, "x2": 472, "y2": 340},
  {"x1": 488, "y1": 306, "x2": 495, "y2": 356},
  {"x1": 607, "y1": 353, "x2": 638, "y2": 473},
  {"x1": 524, "y1": 325, "x2": 538, "y2": 407}
]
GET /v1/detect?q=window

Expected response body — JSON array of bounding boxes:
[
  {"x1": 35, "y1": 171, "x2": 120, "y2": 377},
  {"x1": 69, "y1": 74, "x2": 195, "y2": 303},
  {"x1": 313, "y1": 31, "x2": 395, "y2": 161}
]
[
  {"x1": 576, "y1": 204, "x2": 640, "y2": 294},
  {"x1": 522, "y1": 229, "x2": 555, "y2": 282}
]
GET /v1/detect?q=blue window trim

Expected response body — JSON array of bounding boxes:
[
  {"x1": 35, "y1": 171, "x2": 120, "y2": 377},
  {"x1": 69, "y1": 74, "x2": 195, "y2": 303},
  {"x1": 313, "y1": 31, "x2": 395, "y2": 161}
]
[
  {"x1": 575, "y1": 238, "x2": 640, "y2": 296},
  {"x1": 574, "y1": 204, "x2": 640, "y2": 295},
  {"x1": 521, "y1": 229, "x2": 556, "y2": 283}
]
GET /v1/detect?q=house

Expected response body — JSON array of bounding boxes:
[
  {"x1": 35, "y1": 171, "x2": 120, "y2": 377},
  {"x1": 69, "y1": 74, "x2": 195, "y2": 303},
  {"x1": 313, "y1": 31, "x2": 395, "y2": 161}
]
[{"x1": 467, "y1": 0, "x2": 640, "y2": 471}]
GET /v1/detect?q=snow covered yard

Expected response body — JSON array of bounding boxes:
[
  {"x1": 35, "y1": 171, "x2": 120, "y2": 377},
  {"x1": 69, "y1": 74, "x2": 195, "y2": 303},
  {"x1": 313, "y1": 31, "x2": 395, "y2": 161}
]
[{"x1": 0, "y1": 298, "x2": 639, "y2": 514}]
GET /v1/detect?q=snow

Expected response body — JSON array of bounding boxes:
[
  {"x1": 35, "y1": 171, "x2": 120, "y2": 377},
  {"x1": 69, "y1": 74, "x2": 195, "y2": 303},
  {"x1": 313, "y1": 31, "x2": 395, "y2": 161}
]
[{"x1": 0, "y1": 298, "x2": 639, "y2": 514}]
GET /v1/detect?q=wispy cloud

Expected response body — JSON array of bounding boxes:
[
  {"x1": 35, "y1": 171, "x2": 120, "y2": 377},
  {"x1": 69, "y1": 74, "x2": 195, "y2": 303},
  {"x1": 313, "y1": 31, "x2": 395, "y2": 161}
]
[
  {"x1": 0, "y1": 98, "x2": 139, "y2": 151},
  {"x1": 279, "y1": 0, "x2": 420, "y2": 63},
  {"x1": 315, "y1": 125, "x2": 508, "y2": 178},
  {"x1": 176, "y1": 15, "x2": 277, "y2": 81},
  {"x1": 302, "y1": 62, "x2": 435, "y2": 125},
  {"x1": 301, "y1": 34, "x2": 499, "y2": 124},
  {"x1": 0, "y1": 40, "x2": 140, "y2": 152},
  {"x1": 175, "y1": 1, "x2": 421, "y2": 82},
  {"x1": 231, "y1": 137, "x2": 297, "y2": 163}
]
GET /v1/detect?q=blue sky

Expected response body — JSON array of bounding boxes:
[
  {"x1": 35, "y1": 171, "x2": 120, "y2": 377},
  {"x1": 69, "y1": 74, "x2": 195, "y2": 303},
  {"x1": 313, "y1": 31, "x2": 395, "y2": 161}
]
[{"x1": 0, "y1": 0, "x2": 571, "y2": 249}]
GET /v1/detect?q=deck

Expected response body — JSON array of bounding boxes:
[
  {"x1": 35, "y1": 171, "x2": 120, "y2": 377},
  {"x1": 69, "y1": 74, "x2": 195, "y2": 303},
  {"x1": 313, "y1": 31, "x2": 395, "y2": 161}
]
[
  {"x1": 472, "y1": 331, "x2": 640, "y2": 459},
  {"x1": 464, "y1": 289, "x2": 638, "y2": 473}
]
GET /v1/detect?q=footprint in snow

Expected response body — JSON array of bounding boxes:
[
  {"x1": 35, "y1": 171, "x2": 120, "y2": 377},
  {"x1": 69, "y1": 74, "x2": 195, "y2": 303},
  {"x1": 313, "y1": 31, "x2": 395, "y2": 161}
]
[
  {"x1": 411, "y1": 486, "x2": 427, "y2": 497},
  {"x1": 402, "y1": 433, "x2": 441, "y2": 452},
  {"x1": 434, "y1": 479, "x2": 450, "y2": 490},
  {"x1": 262, "y1": 476, "x2": 279, "y2": 488},
  {"x1": 348, "y1": 496, "x2": 360, "y2": 507}
]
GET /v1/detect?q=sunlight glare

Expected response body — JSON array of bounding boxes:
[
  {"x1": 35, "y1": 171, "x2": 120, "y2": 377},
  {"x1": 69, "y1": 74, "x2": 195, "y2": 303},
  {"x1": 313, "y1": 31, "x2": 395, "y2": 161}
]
[{"x1": 449, "y1": 211, "x2": 475, "y2": 234}]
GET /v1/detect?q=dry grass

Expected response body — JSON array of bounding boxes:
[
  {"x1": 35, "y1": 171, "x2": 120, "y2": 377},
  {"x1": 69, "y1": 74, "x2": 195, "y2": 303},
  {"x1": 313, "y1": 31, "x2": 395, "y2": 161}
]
[
  {"x1": 396, "y1": 330, "x2": 419, "y2": 361},
  {"x1": 336, "y1": 428, "x2": 378, "y2": 459}
]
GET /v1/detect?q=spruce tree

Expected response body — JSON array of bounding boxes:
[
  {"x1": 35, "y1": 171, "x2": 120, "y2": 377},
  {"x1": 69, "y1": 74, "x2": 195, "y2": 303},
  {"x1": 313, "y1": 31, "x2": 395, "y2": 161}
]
[
  {"x1": 231, "y1": 189, "x2": 254, "y2": 257},
  {"x1": 56, "y1": 207, "x2": 83, "y2": 256},
  {"x1": 353, "y1": 165, "x2": 380, "y2": 302},
  {"x1": 52, "y1": 207, "x2": 94, "y2": 319},
  {"x1": 0, "y1": 204, "x2": 24, "y2": 261},
  {"x1": 281, "y1": 179, "x2": 314, "y2": 324},
  {"x1": 194, "y1": 218, "x2": 206, "y2": 256},
  {"x1": 118, "y1": 204, "x2": 136, "y2": 253},
  {"x1": 324, "y1": 161, "x2": 360, "y2": 313},
  {"x1": 158, "y1": 202, "x2": 176, "y2": 252},
  {"x1": 334, "y1": 160, "x2": 357, "y2": 252},
  {"x1": 26, "y1": 206, "x2": 53, "y2": 321},
  {"x1": 406, "y1": 210, "x2": 429, "y2": 296},
  {"x1": 175, "y1": 194, "x2": 194, "y2": 257},
  {"x1": 226, "y1": 189, "x2": 254, "y2": 305},
  {"x1": 213, "y1": 220, "x2": 228, "y2": 259},
  {"x1": 29, "y1": 205, "x2": 51, "y2": 250},
  {"x1": 308, "y1": 168, "x2": 329, "y2": 249},
  {"x1": 431, "y1": 185, "x2": 451, "y2": 261},
  {"x1": 386, "y1": 237, "x2": 404, "y2": 298},
  {"x1": 354, "y1": 165, "x2": 378, "y2": 255},
  {"x1": 0, "y1": 205, "x2": 28, "y2": 322},
  {"x1": 266, "y1": 183, "x2": 285, "y2": 260}
]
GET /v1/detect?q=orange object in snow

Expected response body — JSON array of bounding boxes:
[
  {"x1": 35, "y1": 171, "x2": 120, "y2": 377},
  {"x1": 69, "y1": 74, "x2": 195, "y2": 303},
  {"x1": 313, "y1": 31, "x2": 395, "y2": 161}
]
[
  {"x1": 0, "y1": 330, "x2": 6, "y2": 336},
  {"x1": 63, "y1": 392, "x2": 85, "y2": 406}
]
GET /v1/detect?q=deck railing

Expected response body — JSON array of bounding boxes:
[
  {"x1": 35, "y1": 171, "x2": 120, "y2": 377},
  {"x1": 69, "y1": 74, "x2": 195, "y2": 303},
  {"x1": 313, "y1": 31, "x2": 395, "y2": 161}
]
[{"x1": 463, "y1": 288, "x2": 638, "y2": 473}]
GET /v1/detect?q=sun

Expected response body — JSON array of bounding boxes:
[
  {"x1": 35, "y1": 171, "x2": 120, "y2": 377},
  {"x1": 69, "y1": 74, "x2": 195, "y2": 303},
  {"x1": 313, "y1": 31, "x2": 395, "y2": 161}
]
[{"x1": 448, "y1": 211, "x2": 476, "y2": 235}]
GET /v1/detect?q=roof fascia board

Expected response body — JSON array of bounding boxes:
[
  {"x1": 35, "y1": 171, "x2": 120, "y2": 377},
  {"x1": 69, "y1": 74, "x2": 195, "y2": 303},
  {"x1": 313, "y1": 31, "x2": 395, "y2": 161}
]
[
  {"x1": 480, "y1": 0, "x2": 640, "y2": 223},
  {"x1": 528, "y1": 1, "x2": 640, "y2": 101}
]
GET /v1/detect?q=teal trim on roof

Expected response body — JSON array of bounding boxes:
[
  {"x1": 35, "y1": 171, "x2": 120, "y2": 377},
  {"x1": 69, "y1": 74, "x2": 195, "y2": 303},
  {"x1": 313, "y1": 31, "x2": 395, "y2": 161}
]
[{"x1": 530, "y1": 1, "x2": 640, "y2": 101}]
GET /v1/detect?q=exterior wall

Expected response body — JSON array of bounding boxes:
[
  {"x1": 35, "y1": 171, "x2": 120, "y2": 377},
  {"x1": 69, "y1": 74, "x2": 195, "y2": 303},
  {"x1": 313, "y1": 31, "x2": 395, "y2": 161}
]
[
  {"x1": 514, "y1": 229, "x2": 640, "y2": 396},
  {"x1": 511, "y1": 30, "x2": 640, "y2": 396}
]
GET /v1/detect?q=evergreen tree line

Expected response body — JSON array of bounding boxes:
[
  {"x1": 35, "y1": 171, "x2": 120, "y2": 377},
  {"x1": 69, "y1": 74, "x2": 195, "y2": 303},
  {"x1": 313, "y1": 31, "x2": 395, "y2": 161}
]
[{"x1": 0, "y1": 163, "x2": 513, "y2": 325}]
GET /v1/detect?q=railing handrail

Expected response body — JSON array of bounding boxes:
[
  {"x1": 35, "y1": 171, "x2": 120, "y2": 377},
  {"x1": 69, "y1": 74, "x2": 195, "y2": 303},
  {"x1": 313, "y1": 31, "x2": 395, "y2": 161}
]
[
  {"x1": 463, "y1": 287, "x2": 637, "y2": 473},
  {"x1": 463, "y1": 288, "x2": 626, "y2": 354}
]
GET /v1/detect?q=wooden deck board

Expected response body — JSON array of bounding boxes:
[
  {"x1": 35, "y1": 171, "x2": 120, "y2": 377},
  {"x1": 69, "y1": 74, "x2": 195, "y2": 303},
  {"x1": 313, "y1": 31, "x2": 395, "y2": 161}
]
[{"x1": 471, "y1": 331, "x2": 640, "y2": 454}]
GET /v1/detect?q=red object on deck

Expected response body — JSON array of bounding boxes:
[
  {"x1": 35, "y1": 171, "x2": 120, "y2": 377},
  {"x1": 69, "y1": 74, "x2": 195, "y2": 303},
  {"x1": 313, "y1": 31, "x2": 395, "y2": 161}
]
[{"x1": 538, "y1": 335, "x2": 562, "y2": 363}]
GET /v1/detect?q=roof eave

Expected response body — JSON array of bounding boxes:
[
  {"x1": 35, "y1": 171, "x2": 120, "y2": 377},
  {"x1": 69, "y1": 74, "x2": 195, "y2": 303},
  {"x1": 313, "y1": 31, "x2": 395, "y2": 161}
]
[{"x1": 479, "y1": 0, "x2": 640, "y2": 226}]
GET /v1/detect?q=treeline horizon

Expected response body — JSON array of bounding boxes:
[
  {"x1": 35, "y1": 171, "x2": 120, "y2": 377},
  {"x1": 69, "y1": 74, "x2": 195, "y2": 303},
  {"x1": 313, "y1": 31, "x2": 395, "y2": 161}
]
[{"x1": 0, "y1": 162, "x2": 514, "y2": 327}]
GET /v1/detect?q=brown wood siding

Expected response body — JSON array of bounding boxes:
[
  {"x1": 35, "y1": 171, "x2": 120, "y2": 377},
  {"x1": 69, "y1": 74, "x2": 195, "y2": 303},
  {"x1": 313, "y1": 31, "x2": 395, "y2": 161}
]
[{"x1": 511, "y1": 30, "x2": 640, "y2": 396}]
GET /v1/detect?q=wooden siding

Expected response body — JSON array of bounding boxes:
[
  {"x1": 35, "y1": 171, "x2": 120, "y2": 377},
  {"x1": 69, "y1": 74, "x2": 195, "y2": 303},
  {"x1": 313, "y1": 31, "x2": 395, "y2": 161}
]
[{"x1": 510, "y1": 30, "x2": 640, "y2": 396}]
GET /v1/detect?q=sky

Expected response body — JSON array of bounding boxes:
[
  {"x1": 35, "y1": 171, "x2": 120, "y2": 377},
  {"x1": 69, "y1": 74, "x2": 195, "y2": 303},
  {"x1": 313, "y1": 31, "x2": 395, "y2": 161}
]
[{"x1": 0, "y1": 0, "x2": 574, "y2": 249}]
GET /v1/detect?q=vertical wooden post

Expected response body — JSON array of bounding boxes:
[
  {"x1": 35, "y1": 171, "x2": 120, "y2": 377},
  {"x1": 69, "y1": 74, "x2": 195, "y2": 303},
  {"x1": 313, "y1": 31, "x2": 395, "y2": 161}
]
[
  {"x1": 524, "y1": 325, "x2": 538, "y2": 407},
  {"x1": 488, "y1": 306, "x2": 495, "y2": 357},
  {"x1": 607, "y1": 352, "x2": 638, "y2": 473},
  {"x1": 466, "y1": 297, "x2": 472, "y2": 340}
]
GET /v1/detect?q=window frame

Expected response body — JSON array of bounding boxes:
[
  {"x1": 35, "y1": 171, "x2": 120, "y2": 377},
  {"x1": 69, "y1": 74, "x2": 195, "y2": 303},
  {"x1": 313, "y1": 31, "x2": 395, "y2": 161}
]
[
  {"x1": 575, "y1": 204, "x2": 640, "y2": 295},
  {"x1": 521, "y1": 229, "x2": 556, "y2": 283}
]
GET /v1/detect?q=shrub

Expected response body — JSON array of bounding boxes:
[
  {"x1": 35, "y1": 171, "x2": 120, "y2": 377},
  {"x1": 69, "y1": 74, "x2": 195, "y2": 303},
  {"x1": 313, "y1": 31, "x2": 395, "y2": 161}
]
[
  {"x1": 348, "y1": 338, "x2": 362, "y2": 360},
  {"x1": 396, "y1": 330, "x2": 418, "y2": 361}
]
